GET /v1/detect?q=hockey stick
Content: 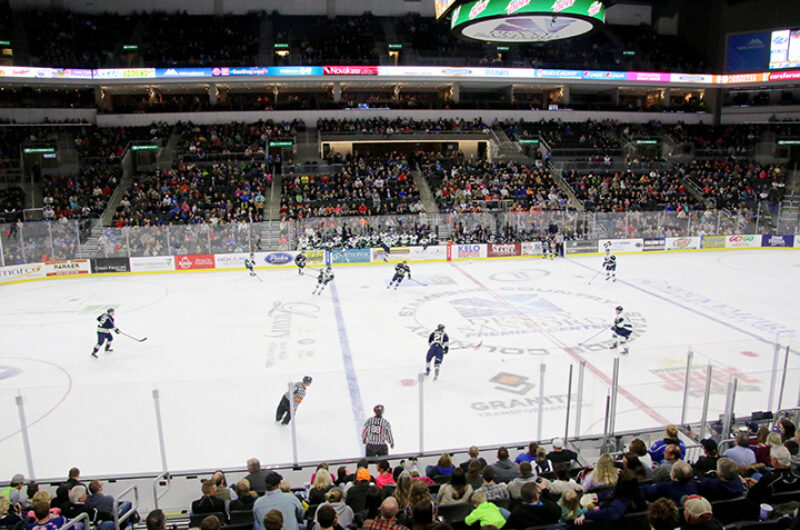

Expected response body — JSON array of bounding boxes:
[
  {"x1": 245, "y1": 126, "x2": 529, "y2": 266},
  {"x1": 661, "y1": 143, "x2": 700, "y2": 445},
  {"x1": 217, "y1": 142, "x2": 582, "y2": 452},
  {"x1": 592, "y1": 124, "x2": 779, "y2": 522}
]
[
  {"x1": 120, "y1": 331, "x2": 148, "y2": 343},
  {"x1": 407, "y1": 277, "x2": 428, "y2": 286},
  {"x1": 578, "y1": 327, "x2": 607, "y2": 345},
  {"x1": 449, "y1": 340, "x2": 483, "y2": 350},
  {"x1": 588, "y1": 269, "x2": 602, "y2": 285}
]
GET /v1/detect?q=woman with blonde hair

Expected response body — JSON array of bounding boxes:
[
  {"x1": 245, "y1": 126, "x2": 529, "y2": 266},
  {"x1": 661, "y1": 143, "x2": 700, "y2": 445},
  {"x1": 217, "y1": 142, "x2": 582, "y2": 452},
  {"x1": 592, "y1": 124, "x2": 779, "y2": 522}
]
[
  {"x1": 309, "y1": 469, "x2": 334, "y2": 504},
  {"x1": 408, "y1": 480, "x2": 433, "y2": 508},
  {"x1": 393, "y1": 471, "x2": 413, "y2": 510},
  {"x1": 581, "y1": 454, "x2": 618, "y2": 492},
  {"x1": 558, "y1": 489, "x2": 587, "y2": 523}
]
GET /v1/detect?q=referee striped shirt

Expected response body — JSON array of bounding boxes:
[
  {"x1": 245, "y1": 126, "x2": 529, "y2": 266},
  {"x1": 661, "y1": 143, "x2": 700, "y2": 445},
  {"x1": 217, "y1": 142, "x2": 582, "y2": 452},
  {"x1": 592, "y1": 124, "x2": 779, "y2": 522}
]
[
  {"x1": 362, "y1": 416, "x2": 394, "y2": 445},
  {"x1": 283, "y1": 382, "x2": 307, "y2": 404}
]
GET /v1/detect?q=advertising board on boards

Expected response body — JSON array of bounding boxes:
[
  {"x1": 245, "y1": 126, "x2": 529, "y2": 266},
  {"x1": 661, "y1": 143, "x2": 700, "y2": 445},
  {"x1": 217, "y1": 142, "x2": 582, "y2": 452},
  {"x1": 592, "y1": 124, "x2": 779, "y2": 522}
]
[
  {"x1": 129, "y1": 256, "x2": 175, "y2": 272},
  {"x1": 174, "y1": 254, "x2": 215, "y2": 271},
  {"x1": 521, "y1": 241, "x2": 543, "y2": 256},
  {"x1": 331, "y1": 249, "x2": 371, "y2": 264},
  {"x1": 701, "y1": 235, "x2": 726, "y2": 249},
  {"x1": 761, "y1": 235, "x2": 794, "y2": 247},
  {"x1": 488, "y1": 243, "x2": 521, "y2": 257},
  {"x1": 643, "y1": 238, "x2": 666, "y2": 251},
  {"x1": 456, "y1": 244, "x2": 486, "y2": 259},
  {"x1": 409, "y1": 245, "x2": 447, "y2": 261},
  {"x1": 666, "y1": 237, "x2": 701, "y2": 250},
  {"x1": 599, "y1": 239, "x2": 644, "y2": 252},
  {"x1": 0, "y1": 263, "x2": 44, "y2": 284},
  {"x1": 726, "y1": 235, "x2": 761, "y2": 249},
  {"x1": 91, "y1": 258, "x2": 131, "y2": 273},
  {"x1": 565, "y1": 240, "x2": 597, "y2": 254},
  {"x1": 44, "y1": 259, "x2": 90, "y2": 277}
]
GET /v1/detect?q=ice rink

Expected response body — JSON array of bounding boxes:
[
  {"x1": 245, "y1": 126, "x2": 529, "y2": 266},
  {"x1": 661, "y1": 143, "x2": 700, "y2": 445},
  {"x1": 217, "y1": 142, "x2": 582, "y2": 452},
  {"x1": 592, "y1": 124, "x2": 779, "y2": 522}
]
[{"x1": 1, "y1": 248, "x2": 799, "y2": 479}]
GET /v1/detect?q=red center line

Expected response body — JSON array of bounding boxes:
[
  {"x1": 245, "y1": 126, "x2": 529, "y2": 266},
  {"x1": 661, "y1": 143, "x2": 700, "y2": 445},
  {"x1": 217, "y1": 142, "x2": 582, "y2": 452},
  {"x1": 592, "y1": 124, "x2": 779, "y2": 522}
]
[{"x1": 451, "y1": 263, "x2": 671, "y2": 427}]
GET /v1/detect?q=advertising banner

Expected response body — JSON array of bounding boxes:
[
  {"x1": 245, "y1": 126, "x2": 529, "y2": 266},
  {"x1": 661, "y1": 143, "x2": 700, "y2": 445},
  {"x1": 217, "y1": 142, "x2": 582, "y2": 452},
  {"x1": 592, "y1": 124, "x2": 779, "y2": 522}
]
[
  {"x1": 268, "y1": 66, "x2": 323, "y2": 76},
  {"x1": 769, "y1": 70, "x2": 800, "y2": 82},
  {"x1": 565, "y1": 240, "x2": 598, "y2": 254},
  {"x1": 643, "y1": 238, "x2": 666, "y2": 251},
  {"x1": 487, "y1": 243, "x2": 521, "y2": 257},
  {"x1": 0, "y1": 67, "x2": 91, "y2": 79},
  {"x1": 130, "y1": 256, "x2": 174, "y2": 272},
  {"x1": 214, "y1": 253, "x2": 249, "y2": 269},
  {"x1": 331, "y1": 248, "x2": 371, "y2": 264},
  {"x1": 668, "y1": 73, "x2": 714, "y2": 84},
  {"x1": 304, "y1": 250, "x2": 325, "y2": 266},
  {"x1": 174, "y1": 254, "x2": 215, "y2": 271},
  {"x1": 701, "y1": 235, "x2": 727, "y2": 249},
  {"x1": 323, "y1": 66, "x2": 378, "y2": 76},
  {"x1": 91, "y1": 258, "x2": 131, "y2": 273},
  {"x1": 582, "y1": 70, "x2": 627, "y2": 81},
  {"x1": 263, "y1": 251, "x2": 296, "y2": 266},
  {"x1": 372, "y1": 247, "x2": 411, "y2": 262},
  {"x1": 156, "y1": 68, "x2": 213, "y2": 78},
  {"x1": 44, "y1": 259, "x2": 90, "y2": 277},
  {"x1": 726, "y1": 234, "x2": 761, "y2": 248},
  {"x1": 0, "y1": 262, "x2": 45, "y2": 284},
  {"x1": 599, "y1": 239, "x2": 644, "y2": 252},
  {"x1": 626, "y1": 72, "x2": 670, "y2": 82},
  {"x1": 94, "y1": 68, "x2": 156, "y2": 79},
  {"x1": 666, "y1": 237, "x2": 701, "y2": 250},
  {"x1": 212, "y1": 66, "x2": 269, "y2": 77},
  {"x1": 456, "y1": 244, "x2": 486, "y2": 259},
  {"x1": 760, "y1": 234, "x2": 794, "y2": 247},
  {"x1": 409, "y1": 245, "x2": 447, "y2": 261},
  {"x1": 521, "y1": 241, "x2": 544, "y2": 256}
]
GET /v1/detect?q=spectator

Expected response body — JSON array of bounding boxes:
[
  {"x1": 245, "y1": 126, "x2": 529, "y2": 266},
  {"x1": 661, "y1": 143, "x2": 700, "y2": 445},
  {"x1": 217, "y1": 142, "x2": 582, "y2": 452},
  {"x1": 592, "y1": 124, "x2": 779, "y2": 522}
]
[
  {"x1": 475, "y1": 466, "x2": 509, "y2": 502},
  {"x1": 191, "y1": 480, "x2": 225, "y2": 517},
  {"x1": 779, "y1": 418, "x2": 796, "y2": 443},
  {"x1": 753, "y1": 427, "x2": 772, "y2": 466},
  {"x1": 547, "y1": 438, "x2": 578, "y2": 466},
  {"x1": 622, "y1": 453, "x2": 648, "y2": 480},
  {"x1": 785, "y1": 439, "x2": 800, "y2": 474},
  {"x1": 642, "y1": 461, "x2": 698, "y2": 505},
  {"x1": 649, "y1": 425, "x2": 687, "y2": 464},
  {"x1": 723, "y1": 432, "x2": 756, "y2": 467},
  {"x1": 201, "y1": 515, "x2": 221, "y2": 530},
  {"x1": 696, "y1": 458, "x2": 743, "y2": 501},
  {"x1": 436, "y1": 468, "x2": 472, "y2": 505},
  {"x1": 245, "y1": 458, "x2": 269, "y2": 492},
  {"x1": 459, "y1": 446, "x2": 487, "y2": 471},
  {"x1": 54, "y1": 468, "x2": 84, "y2": 508},
  {"x1": 363, "y1": 486, "x2": 383, "y2": 522},
  {"x1": 263, "y1": 510, "x2": 283, "y2": 530},
  {"x1": 374, "y1": 461, "x2": 395, "y2": 489},
  {"x1": 506, "y1": 462, "x2": 538, "y2": 500},
  {"x1": 463, "y1": 492, "x2": 506, "y2": 529},
  {"x1": 61, "y1": 485, "x2": 114, "y2": 530},
  {"x1": 309, "y1": 471, "x2": 334, "y2": 505},
  {"x1": 85, "y1": 480, "x2": 136, "y2": 523},
  {"x1": 315, "y1": 489, "x2": 353, "y2": 530},
  {"x1": 310, "y1": 464, "x2": 336, "y2": 486},
  {"x1": 27, "y1": 501, "x2": 67, "y2": 530},
  {"x1": 410, "y1": 500, "x2": 434, "y2": 530},
  {"x1": 464, "y1": 461, "x2": 483, "y2": 491},
  {"x1": 558, "y1": 489, "x2": 586, "y2": 524},
  {"x1": 490, "y1": 448, "x2": 519, "y2": 484},
  {"x1": 505, "y1": 482, "x2": 560, "y2": 529},
  {"x1": 362, "y1": 497, "x2": 407, "y2": 530},
  {"x1": 514, "y1": 443, "x2": 539, "y2": 465},
  {"x1": 0, "y1": 497, "x2": 23, "y2": 528},
  {"x1": 392, "y1": 472, "x2": 412, "y2": 513},
  {"x1": 211, "y1": 471, "x2": 230, "y2": 502},
  {"x1": 574, "y1": 470, "x2": 645, "y2": 526},
  {"x1": 693, "y1": 439, "x2": 720, "y2": 475},
  {"x1": 651, "y1": 445, "x2": 682, "y2": 483},
  {"x1": 1, "y1": 474, "x2": 28, "y2": 509},
  {"x1": 345, "y1": 468, "x2": 372, "y2": 513},
  {"x1": 425, "y1": 454, "x2": 454, "y2": 479},
  {"x1": 315, "y1": 505, "x2": 340, "y2": 530},
  {"x1": 629, "y1": 438, "x2": 653, "y2": 471},
  {"x1": 681, "y1": 495, "x2": 723, "y2": 529},
  {"x1": 744, "y1": 445, "x2": 800, "y2": 504},
  {"x1": 542, "y1": 463, "x2": 582, "y2": 497},
  {"x1": 647, "y1": 498, "x2": 681, "y2": 530},
  {"x1": 146, "y1": 509, "x2": 165, "y2": 530},
  {"x1": 253, "y1": 472, "x2": 304, "y2": 530},
  {"x1": 230, "y1": 480, "x2": 257, "y2": 512},
  {"x1": 582, "y1": 454, "x2": 618, "y2": 492}
]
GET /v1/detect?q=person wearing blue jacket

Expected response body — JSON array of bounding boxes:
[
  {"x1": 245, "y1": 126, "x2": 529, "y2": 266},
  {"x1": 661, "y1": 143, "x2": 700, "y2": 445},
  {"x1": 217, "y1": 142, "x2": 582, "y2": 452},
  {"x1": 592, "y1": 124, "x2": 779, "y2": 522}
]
[{"x1": 649, "y1": 425, "x2": 687, "y2": 464}]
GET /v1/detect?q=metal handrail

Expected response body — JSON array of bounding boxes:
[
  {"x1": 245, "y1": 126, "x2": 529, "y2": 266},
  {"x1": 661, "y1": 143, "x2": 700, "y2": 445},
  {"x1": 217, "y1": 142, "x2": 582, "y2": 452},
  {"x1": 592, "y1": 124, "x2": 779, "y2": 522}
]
[
  {"x1": 113, "y1": 484, "x2": 139, "y2": 530},
  {"x1": 152, "y1": 472, "x2": 172, "y2": 511},
  {"x1": 60, "y1": 511, "x2": 91, "y2": 530}
]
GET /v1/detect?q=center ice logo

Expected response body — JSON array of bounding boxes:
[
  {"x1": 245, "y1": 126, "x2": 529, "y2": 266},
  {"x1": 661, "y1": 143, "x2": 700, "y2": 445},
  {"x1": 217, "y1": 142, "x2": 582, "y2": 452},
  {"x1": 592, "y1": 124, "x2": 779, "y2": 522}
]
[{"x1": 450, "y1": 293, "x2": 562, "y2": 318}]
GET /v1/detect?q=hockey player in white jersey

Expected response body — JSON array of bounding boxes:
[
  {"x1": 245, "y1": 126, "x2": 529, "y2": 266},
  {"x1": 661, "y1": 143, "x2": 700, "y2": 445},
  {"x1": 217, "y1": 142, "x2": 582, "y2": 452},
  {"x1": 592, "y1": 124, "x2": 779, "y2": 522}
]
[
  {"x1": 610, "y1": 305, "x2": 633, "y2": 354},
  {"x1": 603, "y1": 249, "x2": 617, "y2": 281},
  {"x1": 244, "y1": 253, "x2": 257, "y2": 277},
  {"x1": 312, "y1": 267, "x2": 334, "y2": 295}
]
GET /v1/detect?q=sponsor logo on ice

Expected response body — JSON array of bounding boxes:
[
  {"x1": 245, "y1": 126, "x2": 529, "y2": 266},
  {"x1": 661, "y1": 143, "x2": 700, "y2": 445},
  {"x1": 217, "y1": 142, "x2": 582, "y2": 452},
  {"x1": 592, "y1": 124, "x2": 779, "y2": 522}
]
[{"x1": 490, "y1": 372, "x2": 536, "y2": 395}]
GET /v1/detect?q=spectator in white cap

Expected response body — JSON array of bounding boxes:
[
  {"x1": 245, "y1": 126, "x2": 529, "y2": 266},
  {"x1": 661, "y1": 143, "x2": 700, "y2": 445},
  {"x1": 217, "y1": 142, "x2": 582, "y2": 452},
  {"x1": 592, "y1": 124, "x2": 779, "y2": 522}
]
[
  {"x1": 547, "y1": 438, "x2": 578, "y2": 466},
  {"x1": 681, "y1": 495, "x2": 722, "y2": 529}
]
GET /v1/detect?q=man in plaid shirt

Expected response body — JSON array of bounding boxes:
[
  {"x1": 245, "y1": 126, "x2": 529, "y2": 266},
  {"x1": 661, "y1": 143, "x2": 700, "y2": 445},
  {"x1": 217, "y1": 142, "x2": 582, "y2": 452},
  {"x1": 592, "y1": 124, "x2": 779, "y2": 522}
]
[
  {"x1": 362, "y1": 404, "x2": 395, "y2": 457},
  {"x1": 362, "y1": 497, "x2": 407, "y2": 530}
]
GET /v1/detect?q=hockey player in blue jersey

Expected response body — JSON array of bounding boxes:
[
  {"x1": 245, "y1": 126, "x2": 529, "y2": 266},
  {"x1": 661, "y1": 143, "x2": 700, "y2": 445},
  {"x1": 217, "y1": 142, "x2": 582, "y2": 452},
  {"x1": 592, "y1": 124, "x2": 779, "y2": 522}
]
[
  {"x1": 603, "y1": 249, "x2": 617, "y2": 281},
  {"x1": 91, "y1": 308, "x2": 120, "y2": 358},
  {"x1": 244, "y1": 253, "x2": 257, "y2": 277},
  {"x1": 387, "y1": 260, "x2": 411, "y2": 289},
  {"x1": 425, "y1": 324, "x2": 449, "y2": 381},
  {"x1": 610, "y1": 305, "x2": 633, "y2": 354},
  {"x1": 294, "y1": 252, "x2": 307, "y2": 275},
  {"x1": 312, "y1": 267, "x2": 334, "y2": 295}
]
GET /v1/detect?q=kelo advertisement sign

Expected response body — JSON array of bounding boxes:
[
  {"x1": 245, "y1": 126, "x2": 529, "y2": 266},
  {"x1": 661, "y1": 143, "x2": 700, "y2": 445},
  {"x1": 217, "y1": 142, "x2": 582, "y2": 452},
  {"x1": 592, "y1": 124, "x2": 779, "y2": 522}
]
[
  {"x1": 457, "y1": 244, "x2": 485, "y2": 259},
  {"x1": 174, "y1": 254, "x2": 215, "y2": 271}
]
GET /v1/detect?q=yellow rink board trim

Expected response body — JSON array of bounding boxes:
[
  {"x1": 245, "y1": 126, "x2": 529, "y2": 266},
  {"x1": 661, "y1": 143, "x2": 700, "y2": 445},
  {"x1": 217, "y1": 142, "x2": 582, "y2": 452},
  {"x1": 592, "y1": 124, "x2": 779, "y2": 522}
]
[{"x1": 0, "y1": 245, "x2": 797, "y2": 287}]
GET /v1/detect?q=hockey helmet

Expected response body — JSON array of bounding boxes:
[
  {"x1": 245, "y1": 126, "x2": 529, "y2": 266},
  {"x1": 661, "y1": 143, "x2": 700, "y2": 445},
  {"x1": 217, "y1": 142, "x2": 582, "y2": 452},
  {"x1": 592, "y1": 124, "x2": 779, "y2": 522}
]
[
  {"x1": 374, "y1": 404, "x2": 384, "y2": 416},
  {"x1": 437, "y1": 323, "x2": 445, "y2": 330},
  {"x1": 615, "y1": 305, "x2": 623, "y2": 312},
  {"x1": 403, "y1": 260, "x2": 408, "y2": 264},
  {"x1": 302, "y1": 375, "x2": 313, "y2": 385},
  {"x1": 107, "y1": 308, "x2": 115, "y2": 314}
]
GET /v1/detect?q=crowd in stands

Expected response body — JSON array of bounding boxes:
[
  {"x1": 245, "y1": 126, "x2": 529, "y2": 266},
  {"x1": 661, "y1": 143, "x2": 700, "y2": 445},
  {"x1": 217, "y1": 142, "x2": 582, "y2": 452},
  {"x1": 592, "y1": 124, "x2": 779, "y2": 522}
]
[
  {"x1": 177, "y1": 120, "x2": 302, "y2": 158},
  {"x1": 280, "y1": 154, "x2": 421, "y2": 219},
  {"x1": 42, "y1": 165, "x2": 122, "y2": 221},
  {"x1": 73, "y1": 124, "x2": 171, "y2": 160},
  {"x1": 0, "y1": 186, "x2": 25, "y2": 221},
  {"x1": 274, "y1": 15, "x2": 380, "y2": 66},
  {"x1": 563, "y1": 168, "x2": 696, "y2": 212},
  {"x1": 113, "y1": 162, "x2": 270, "y2": 227},
  {"x1": 683, "y1": 159, "x2": 787, "y2": 210},
  {"x1": 0, "y1": 127, "x2": 60, "y2": 161},
  {"x1": 5, "y1": 419, "x2": 800, "y2": 530},
  {"x1": 317, "y1": 118, "x2": 489, "y2": 135}
]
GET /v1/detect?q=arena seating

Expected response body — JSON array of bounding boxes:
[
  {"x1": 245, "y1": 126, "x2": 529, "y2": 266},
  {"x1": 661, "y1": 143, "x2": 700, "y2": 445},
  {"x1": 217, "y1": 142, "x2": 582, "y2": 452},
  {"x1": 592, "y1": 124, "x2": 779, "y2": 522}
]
[
  {"x1": 683, "y1": 159, "x2": 787, "y2": 210},
  {"x1": 42, "y1": 165, "x2": 122, "y2": 220},
  {"x1": 176, "y1": 120, "x2": 302, "y2": 159}
]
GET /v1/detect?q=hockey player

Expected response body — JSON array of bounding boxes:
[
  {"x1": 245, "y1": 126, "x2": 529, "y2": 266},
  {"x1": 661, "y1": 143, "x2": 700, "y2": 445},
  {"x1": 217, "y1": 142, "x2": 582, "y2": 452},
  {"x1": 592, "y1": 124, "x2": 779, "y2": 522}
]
[
  {"x1": 387, "y1": 260, "x2": 411, "y2": 290},
  {"x1": 603, "y1": 249, "x2": 617, "y2": 281},
  {"x1": 541, "y1": 236, "x2": 553, "y2": 259},
  {"x1": 312, "y1": 267, "x2": 334, "y2": 295},
  {"x1": 294, "y1": 252, "x2": 307, "y2": 275},
  {"x1": 275, "y1": 376, "x2": 312, "y2": 425},
  {"x1": 91, "y1": 308, "x2": 120, "y2": 358},
  {"x1": 244, "y1": 253, "x2": 257, "y2": 277},
  {"x1": 425, "y1": 324, "x2": 449, "y2": 381},
  {"x1": 610, "y1": 305, "x2": 633, "y2": 354},
  {"x1": 379, "y1": 239, "x2": 391, "y2": 262}
]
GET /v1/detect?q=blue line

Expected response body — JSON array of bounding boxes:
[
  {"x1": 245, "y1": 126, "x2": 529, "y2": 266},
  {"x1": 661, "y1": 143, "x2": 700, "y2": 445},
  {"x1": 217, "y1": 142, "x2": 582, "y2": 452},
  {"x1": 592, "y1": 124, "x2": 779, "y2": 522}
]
[
  {"x1": 569, "y1": 260, "x2": 798, "y2": 356},
  {"x1": 328, "y1": 280, "x2": 366, "y2": 448}
]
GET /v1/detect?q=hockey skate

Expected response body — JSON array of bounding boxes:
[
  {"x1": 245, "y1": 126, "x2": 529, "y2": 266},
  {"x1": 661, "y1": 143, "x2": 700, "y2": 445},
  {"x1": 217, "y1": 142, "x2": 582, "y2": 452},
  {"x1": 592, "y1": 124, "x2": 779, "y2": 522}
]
[
  {"x1": 105, "y1": 347, "x2": 113, "y2": 352},
  {"x1": 622, "y1": 347, "x2": 629, "y2": 355},
  {"x1": 610, "y1": 341, "x2": 618, "y2": 350},
  {"x1": 91, "y1": 351, "x2": 98, "y2": 358}
]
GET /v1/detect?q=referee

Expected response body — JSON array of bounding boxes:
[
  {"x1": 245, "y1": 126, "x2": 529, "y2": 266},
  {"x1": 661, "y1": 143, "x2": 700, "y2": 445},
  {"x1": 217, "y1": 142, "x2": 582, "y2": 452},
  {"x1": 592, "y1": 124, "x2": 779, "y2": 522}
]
[{"x1": 362, "y1": 404, "x2": 394, "y2": 457}]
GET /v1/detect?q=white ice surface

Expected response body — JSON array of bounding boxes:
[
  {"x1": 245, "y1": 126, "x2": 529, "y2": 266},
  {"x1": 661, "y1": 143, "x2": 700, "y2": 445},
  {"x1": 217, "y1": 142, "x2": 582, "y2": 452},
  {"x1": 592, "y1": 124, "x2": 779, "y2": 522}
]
[{"x1": 1, "y1": 249, "x2": 798, "y2": 479}]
